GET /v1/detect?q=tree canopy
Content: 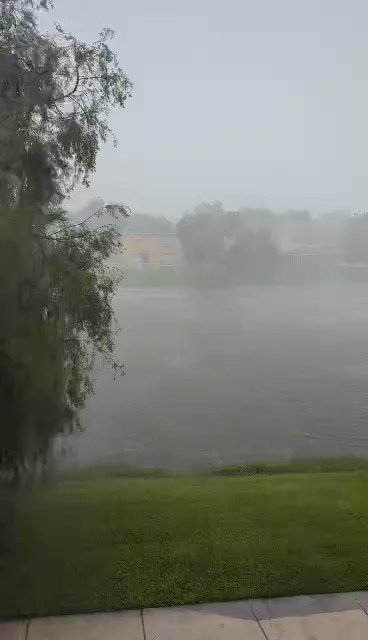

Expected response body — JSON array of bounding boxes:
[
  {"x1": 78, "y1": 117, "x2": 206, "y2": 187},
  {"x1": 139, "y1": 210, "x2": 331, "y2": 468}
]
[
  {"x1": 177, "y1": 203, "x2": 278, "y2": 283},
  {"x1": 0, "y1": 0, "x2": 132, "y2": 476}
]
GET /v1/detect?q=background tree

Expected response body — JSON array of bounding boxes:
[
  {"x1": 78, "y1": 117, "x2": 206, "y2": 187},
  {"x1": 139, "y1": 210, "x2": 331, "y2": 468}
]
[
  {"x1": 177, "y1": 203, "x2": 228, "y2": 274},
  {"x1": 177, "y1": 202, "x2": 277, "y2": 284},
  {"x1": 0, "y1": 0, "x2": 132, "y2": 477}
]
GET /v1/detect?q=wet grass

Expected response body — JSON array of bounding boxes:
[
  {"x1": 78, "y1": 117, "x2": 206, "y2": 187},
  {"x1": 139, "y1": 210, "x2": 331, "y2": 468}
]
[
  {"x1": 2, "y1": 465, "x2": 368, "y2": 619},
  {"x1": 55, "y1": 456, "x2": 368, "y2": 481}
]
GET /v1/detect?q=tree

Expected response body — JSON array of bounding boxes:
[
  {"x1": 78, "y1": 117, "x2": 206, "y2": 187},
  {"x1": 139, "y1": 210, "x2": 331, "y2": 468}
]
[
  {"x1": 177, "y1": 203, "x2": 277, "y2": 283},
  {"x1": 177, "y1": 204, "x2": 228, "y2": 272},
  {"x1": 71, "y1": 198, "x2": 106, "y2": 223},
  {"x1": 0, "y1": 0, "x2": 132, "y2": 477}
]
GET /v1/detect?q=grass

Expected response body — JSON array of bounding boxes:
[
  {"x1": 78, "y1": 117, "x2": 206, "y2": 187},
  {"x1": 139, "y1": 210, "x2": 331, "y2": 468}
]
[
  {"x1": 55, "y1": 456, "x2": 368, "y2": 482},
  {"x1": 3, "y1": 465, "x2": 368, "y2": 620}
]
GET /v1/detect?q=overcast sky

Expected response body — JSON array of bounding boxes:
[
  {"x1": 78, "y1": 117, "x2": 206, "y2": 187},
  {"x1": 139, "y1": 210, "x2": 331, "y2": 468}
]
[{"x1": 42, "y1": 0, "x2": 368, "y2": 218}]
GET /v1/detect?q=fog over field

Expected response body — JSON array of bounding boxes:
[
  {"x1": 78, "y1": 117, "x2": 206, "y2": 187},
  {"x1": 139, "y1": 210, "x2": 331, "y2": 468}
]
[{"x1": 63, "y1": 283, "x2": 368, "y2": 470}]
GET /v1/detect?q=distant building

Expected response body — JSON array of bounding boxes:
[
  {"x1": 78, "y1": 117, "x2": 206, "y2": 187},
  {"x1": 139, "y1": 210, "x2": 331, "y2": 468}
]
[
  {"x1": 315, "y1": 211, "x2": 349, "y2": 256},
  {"x1": 118, "y1": 214, "x2": 181, "y2": 270},
  {"x1": 274, "y1": 210, "x2": 314, "y2": 252},
  {"x1": 123, "y1": 233, "x2": 181, "y2": 270}
]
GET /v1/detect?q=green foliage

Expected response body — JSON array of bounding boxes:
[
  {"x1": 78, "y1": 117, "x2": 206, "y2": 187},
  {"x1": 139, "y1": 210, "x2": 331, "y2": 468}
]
[
  {"x1": 0, "y1": 0, "x2": 132, "y2": 473},
  {"x1": 176, "y1": 202, "x2": 278, "y2": 283}
]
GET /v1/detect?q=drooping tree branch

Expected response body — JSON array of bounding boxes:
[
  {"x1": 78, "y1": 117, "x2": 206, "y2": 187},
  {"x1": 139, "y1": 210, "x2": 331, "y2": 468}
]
[{"x1": 0, "y1": 0, "x2": 132, "y2": 472}]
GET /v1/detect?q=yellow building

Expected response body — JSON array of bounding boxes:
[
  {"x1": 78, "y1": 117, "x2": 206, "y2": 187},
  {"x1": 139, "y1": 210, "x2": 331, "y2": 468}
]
[{"x1": 123, "y1": 233, "x2": 180, "y2": 270}]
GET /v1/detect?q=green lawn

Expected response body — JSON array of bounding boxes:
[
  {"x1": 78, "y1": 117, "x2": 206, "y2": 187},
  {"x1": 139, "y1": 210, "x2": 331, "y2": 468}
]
[{"x1": 3, "y1": 469, "x2": 368, "y2": 619}]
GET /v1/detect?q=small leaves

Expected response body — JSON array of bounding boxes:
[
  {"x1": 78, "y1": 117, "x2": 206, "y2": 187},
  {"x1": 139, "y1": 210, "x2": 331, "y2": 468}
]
[
  {"x1": 0, "y1": 0, "x2": 131, "y2": 470},
  {"x1": 104, "y1": 203, "x2": 130, "y2": 219},
  {"x1": 99, "y1": 27, "x2": 114, "y2": 42}
]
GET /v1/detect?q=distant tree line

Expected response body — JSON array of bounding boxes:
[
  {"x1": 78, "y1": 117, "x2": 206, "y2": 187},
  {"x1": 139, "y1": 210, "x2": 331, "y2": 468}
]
[
  {"x1": 120, "y1": 203, "x2": 368, "y2": 283},
  {"x1": 176, "y1": 202, "x2": 278, "y2": 284}
]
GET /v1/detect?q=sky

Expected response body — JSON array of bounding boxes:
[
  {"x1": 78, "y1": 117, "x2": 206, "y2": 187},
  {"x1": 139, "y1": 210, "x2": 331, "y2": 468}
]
[{"x1": 41, "y1": 0, "x2": 368, "y2": 219}]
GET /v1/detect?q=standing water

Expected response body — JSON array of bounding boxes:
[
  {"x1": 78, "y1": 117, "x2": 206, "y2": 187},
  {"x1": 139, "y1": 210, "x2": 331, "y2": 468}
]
[{"x1": 67, "y1": 283, "x2": 368, "y2": 470}]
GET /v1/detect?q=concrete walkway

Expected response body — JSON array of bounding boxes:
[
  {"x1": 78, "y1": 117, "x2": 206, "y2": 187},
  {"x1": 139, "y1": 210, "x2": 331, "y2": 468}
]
[{"x1": 3, "y1": 592, "x2": 368, "y2": 639}]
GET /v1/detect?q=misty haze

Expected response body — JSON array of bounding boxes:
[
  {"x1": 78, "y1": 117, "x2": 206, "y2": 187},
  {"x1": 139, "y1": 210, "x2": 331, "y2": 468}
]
[
  {"x1": 50, "y1": 0, "x2": 368, "y2": 470},
  {"x1": 61, "y1": 203, "x2": 368, "y2": 470}
]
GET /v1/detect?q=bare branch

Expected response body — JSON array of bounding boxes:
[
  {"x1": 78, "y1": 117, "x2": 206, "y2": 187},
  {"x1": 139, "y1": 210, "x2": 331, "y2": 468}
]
[
  {"x1": 55, "y1": 66, "x2": 80, "y2": 101},
  {"x1": 68, "y1": 205, "x2": 106, "y2": 227},
  {"x1": 79, "y1": 75, "x2": 106, "y2": 81},
  {"x1": 57, "y1": 203, "x2": 129, "y2": 232}
]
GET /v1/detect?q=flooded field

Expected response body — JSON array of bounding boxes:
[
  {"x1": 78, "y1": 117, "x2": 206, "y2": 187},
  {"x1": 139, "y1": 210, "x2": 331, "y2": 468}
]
[{"x1": 68, "y1": 283, "x2": 368, "y2": 470}]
